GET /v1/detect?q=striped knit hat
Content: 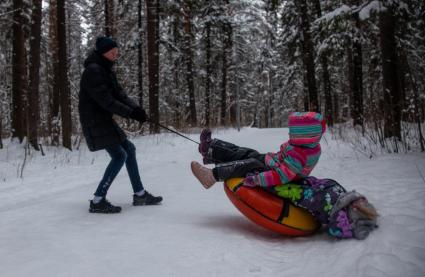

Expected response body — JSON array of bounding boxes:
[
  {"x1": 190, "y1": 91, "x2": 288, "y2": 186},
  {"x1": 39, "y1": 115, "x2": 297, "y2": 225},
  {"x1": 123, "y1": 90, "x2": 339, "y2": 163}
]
[{"x1": 288, "y1": 112, "x2": 325, "y2": 146}]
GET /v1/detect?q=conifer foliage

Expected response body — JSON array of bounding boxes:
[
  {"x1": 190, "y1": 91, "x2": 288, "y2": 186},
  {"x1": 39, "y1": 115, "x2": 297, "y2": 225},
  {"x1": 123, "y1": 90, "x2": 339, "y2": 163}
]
[{"x1": 0, "y1": 0, "x2": 423, "y2": 151}]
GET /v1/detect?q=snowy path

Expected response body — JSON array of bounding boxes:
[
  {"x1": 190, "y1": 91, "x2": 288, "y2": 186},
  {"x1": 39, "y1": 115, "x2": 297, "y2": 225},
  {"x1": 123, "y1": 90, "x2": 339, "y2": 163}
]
[{"x1": 1, "y1": 128, "x2": 424, "y2": 277}]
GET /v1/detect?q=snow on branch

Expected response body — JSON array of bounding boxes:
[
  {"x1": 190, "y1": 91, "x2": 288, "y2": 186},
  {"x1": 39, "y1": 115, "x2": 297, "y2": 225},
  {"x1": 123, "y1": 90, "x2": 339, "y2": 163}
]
[
  {"x1": 314, "y1": 4, "x2": 352, "y2": 23},
  {"x1": 358, "y1": 1, "x2": 386, "y2": 21},
  {"x1": 314, "y1": 1, "x2": 387, "y2": 23}
]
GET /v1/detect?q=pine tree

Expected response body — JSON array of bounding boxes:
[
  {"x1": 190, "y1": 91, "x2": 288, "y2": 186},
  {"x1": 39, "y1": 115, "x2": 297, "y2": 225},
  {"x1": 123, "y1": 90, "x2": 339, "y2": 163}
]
[
  {"x1": 183, "y1": 0, "x2": 197, "y2": 126},
  {"x1": 28, "y1": 0, "x2": 42, "y2": 150},
  {"x1": 11, "y1": 0, "x2": 27, "y2": 142},
  {"x1": 137, "y1": 0, "x2": 144, "y2": 108},
  {"x1": 313, "y1": 0, "x2": 333, "y2": 126},
  {"x1": 348, "y1": 0, "x2": 364, "y2": 127},
  {"x1": 146, "y1": 0, "x2": 159, "y2": 133},
  {"x1": 57, "y1": 0, "x2": 72, "y2": 150},
  {"x1": 49, "y1": 0, "x2": 60, "y2": 146},
  {"x1": 220, "y1": 0, "x2": 232, "y2": 125},
  {"x1": 205, "y1": 17, "x2": 212, "y2": 127},
  {"x1": 104, "y1": 0, "x2": 115, "y2": 37},
  {"x1": 295, "y1": 0, "x2": 318, "y2": 112},
  {"x1": 379, "y1": 2, "x2": 401, "y2": 140}
]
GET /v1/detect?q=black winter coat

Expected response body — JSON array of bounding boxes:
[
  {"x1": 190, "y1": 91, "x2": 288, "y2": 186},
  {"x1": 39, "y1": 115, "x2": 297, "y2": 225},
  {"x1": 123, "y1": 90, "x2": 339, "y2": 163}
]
[{"x1": 79, "y1": 51, "x2": 137, "y2": 151}]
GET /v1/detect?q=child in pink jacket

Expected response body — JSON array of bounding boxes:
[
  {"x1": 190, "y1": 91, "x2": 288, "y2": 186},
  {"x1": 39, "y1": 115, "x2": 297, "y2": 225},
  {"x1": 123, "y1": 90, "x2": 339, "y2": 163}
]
[
  {"x1": 191, "y1": 112, "x2": 378, "y2": 239},
  {"x1": 191, "y1": 111, "x2": 325, "y2": 189}
]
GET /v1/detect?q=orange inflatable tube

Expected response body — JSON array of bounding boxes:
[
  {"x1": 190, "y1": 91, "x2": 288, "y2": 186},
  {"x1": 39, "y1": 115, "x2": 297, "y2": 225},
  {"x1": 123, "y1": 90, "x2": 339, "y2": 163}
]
[{"x1": 224, "y1": 178, "x2": 319, "y2": 236}]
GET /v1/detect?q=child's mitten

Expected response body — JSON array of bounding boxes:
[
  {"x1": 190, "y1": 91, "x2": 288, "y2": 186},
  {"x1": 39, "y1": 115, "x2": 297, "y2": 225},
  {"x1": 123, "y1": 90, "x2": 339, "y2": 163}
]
[{"x1": 243, "y1": 173, "x2": 260, "y2": 187}]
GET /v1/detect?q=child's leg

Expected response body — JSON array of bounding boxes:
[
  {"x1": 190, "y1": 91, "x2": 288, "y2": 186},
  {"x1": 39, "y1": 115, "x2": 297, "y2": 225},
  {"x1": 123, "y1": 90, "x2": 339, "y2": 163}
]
[
  {"x1": 191, "y1": 157, "x2": 268, "y2": 189},
  {"x1": 206, "y1": 139, "x2": 264, "y2": 164},
  {"x1": 212, "y1": 158, "x2": 268, "y2": 181}
]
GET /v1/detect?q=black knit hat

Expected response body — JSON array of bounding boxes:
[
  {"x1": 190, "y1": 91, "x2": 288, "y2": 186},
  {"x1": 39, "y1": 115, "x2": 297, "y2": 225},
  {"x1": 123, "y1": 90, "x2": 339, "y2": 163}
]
[{"x1": 95, "y1": 36, "x2": 118, "y2": 54}]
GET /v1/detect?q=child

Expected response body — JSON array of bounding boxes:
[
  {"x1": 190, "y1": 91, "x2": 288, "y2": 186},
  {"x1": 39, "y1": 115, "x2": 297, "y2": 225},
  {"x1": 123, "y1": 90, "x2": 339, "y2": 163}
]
[
  {"x1": 191, "y1": 112, "x2": 378, "y2": 239},
  {"x1": 191, "y1": 111, "x2": 325, "y2": 189},
  {"x1": 270, "y1": 176, "x2": 378, "y2": 239}
]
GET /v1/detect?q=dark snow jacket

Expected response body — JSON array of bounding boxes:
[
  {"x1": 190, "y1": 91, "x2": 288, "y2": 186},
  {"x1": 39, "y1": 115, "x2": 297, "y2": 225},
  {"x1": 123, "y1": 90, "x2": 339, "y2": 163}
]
[{"x1": 79, "y1": 51, "x2": 138, "y2": 151}]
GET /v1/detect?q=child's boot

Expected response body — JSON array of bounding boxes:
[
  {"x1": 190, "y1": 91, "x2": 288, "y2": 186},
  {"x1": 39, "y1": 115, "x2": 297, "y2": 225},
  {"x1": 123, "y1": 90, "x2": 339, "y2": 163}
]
[
  {"x1": 198, "y1": 129, "x2": 212, "y2": 156},
  {"x1": 191, "y1": 161, "x2": 217, "y2": 189}
]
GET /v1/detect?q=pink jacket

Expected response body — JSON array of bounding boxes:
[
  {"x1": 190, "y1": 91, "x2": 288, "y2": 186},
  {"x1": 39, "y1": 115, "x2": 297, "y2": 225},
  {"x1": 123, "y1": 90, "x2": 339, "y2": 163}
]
[{"x1": 258, "y1": 112, "x2": 325, "y2": 187}]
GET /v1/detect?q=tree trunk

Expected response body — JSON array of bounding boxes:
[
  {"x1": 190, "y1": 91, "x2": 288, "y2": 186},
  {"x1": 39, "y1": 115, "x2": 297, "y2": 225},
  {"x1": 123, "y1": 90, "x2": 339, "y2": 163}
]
[
  {"x1": 49, "y1": 0, "x2": 60, "y2": 146},
  {"x1": 322, "y1": 56, "x2": 333, "y2": 126},
  {"x1": 379, "y1": 5, "x2": 401, "y2": 139},
  {"x1": 398, "y1": 49, "x2": 409, "y2": 121},
  {"x1": 28, "y1": 0, "x2": 42, "y2": 150},
  {"x1": 333, "y1": 92, "x2": 339, "y2": 123},
  {"x1": 228, "y1": 34, "x2": 236, "y2": 125},
  {"x1": 0, "y1": 115, "x2": 3, "y2": 149},
  {"x1": 220, "y1": 23, "x2": 231, "y2": 125},
  {"x1": 146, "y1": 0, "x2": 159, "y2": 133},
  {"x1": 348, "y1": 5, "x2": 364, "y2": 127},
  {"x1": 57, "y1": 0, "x2": 72, "y2": 150},
  {"x1": 413, "y1": 82, "x2": 425, "y2": 151},
  {"x1": 205, "y1": 21, "x2": 211, "y2": 127},
  {"x1": 183, "y1": 1, "x2": 197, "y2": 126},
  {"x1": 302, "y1": 68, "x2": 309, "y2": 111},
  {"x1": 11, "y1": 0, "x2": 27, "y2": 142},
  {"x1": 347, "y1": 42, "x2": 364, "y2": 127},
  {"x1": 296, "y1": 0, "x2": 318, "y2": 112},
  {"x1": 104, "y1": 0, "x2": 114, "y2": 37},
  {"x1": 172, "y1": 16, "x2": 181, "y2": 129},
  {"x1": 138, "y1": 0, "x2": 144, "y2": 108},
  {"x1": 402, "y1": 52, "x2": 424, "y2": 151},
  {"x1": 314, "y1": 0, "x2": 333, "y2": 126}
]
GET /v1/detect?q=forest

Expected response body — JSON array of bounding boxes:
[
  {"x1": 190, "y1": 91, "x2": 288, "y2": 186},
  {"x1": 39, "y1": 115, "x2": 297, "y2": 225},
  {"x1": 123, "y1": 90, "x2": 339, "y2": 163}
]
[{"x1": 0, "y1": 0, "x2": 424, "y2": 153}]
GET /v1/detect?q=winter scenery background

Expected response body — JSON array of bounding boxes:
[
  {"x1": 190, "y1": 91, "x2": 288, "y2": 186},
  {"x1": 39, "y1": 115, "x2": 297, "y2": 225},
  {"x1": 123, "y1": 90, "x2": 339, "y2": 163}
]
[
  {"x1": 1, "y1": 128, "x2": 425, "y2": 277},
  {"x1": 1, "y1": 0, "x2": 425, "y2": 276}
]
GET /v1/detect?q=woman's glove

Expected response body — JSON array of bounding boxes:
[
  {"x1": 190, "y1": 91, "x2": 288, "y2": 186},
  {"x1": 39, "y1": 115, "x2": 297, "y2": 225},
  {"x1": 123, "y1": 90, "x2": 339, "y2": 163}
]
[
  {"x1": 129, "y1": 107, "x2": 147, "y2": 123},
  {"x1": 243, "y1": 173, "x2": 260, "y2": 187}
]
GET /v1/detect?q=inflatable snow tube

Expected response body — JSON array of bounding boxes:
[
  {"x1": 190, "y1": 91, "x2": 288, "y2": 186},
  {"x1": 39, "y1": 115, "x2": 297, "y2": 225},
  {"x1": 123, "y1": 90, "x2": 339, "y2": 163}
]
[{"x1": 224, "y1": 178, "x2": 319, "y2": 236}]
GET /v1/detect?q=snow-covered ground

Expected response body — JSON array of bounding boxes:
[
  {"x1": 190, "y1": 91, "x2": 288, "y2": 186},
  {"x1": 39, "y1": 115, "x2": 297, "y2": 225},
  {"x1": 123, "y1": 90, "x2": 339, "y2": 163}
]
[{"x1": 1, "y1": 128, "x2": 424, "y2": 277}]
